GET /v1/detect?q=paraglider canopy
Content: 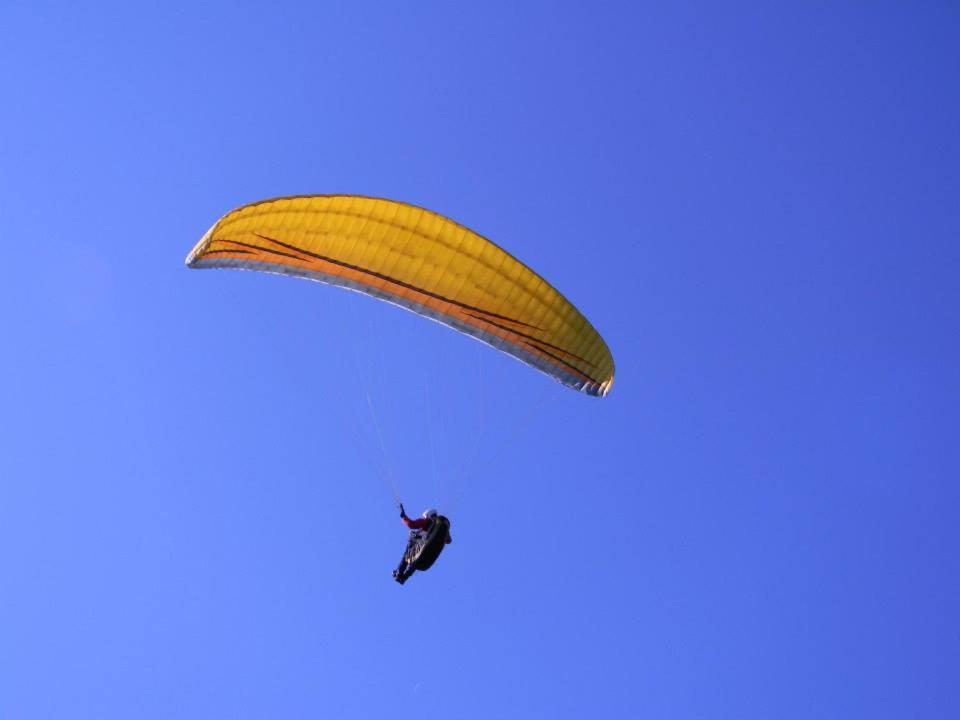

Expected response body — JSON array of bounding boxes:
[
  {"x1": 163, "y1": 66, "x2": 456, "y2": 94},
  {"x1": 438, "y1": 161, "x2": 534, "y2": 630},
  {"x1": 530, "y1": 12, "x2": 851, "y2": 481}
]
[{"x1": 186, "y1": 195, "x2": 615, "y2": 396}]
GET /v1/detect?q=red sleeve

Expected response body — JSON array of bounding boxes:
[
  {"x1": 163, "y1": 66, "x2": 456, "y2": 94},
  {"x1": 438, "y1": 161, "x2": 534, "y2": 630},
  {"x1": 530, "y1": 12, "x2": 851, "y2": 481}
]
[{"x1": 403, "y1": 516, "x2": 429, "y2": 529}]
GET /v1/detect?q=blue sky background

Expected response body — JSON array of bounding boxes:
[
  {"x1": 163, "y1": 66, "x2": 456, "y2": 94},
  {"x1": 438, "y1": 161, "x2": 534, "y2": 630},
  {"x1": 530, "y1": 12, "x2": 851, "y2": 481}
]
[{"x1": 1, "y1": 2, "x2": 958, "y2": 717}]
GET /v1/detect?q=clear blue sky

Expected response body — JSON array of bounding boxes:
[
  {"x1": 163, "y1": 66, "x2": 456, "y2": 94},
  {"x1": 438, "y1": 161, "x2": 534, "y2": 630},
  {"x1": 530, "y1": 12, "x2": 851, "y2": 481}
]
[{"x1": 1, "y1": 2, "x2": 957, "y2": 717}]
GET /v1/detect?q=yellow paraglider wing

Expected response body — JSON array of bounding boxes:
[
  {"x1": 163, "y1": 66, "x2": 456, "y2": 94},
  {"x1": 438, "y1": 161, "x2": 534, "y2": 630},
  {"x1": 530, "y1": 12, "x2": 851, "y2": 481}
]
[{"x1": 186, "y1": 195, "x2": 614, "y2": 396}]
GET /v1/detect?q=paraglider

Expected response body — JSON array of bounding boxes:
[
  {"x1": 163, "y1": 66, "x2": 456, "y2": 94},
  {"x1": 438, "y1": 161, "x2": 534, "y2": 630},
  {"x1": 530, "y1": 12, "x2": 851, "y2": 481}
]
[
  {"x1": 186, "y1": 194, "x2": 615, "y2": 583},
  {"x1": 392, "y1": 505, "x2": 452, "y2": 585}
]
